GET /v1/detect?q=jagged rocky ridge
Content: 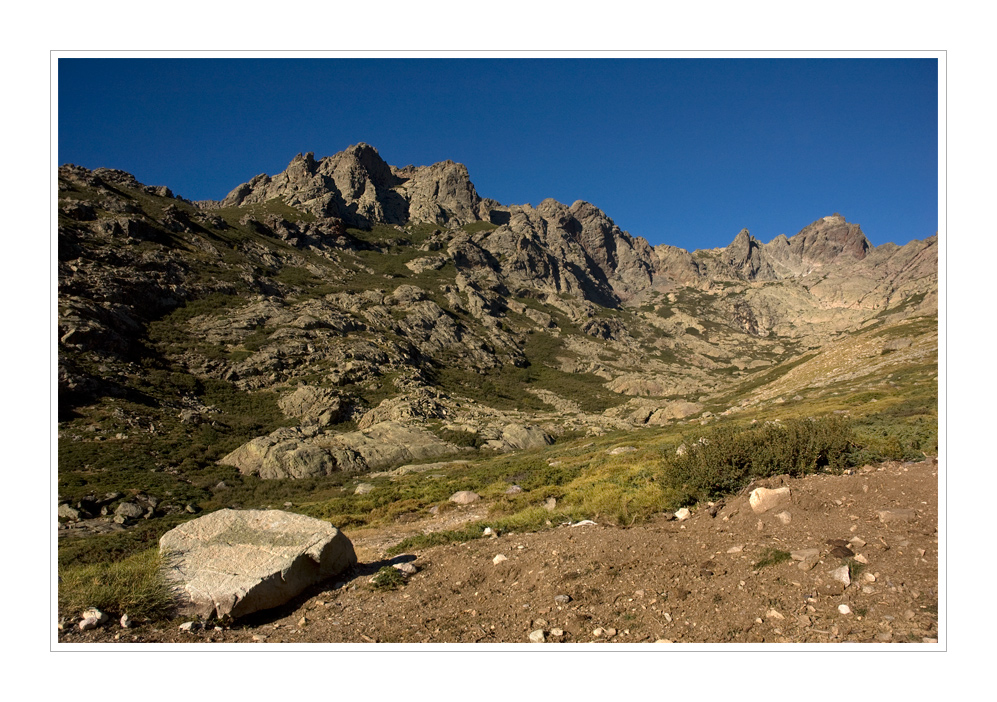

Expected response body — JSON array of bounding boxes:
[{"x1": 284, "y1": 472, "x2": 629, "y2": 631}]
[{"x1": 58, "y1": 143, "x2": 937, "y2": 481}]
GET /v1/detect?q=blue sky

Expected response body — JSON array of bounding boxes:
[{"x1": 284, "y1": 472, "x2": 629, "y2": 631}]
[{"x1": 58, "y1": 58, "x2": 937, "y2": 251}]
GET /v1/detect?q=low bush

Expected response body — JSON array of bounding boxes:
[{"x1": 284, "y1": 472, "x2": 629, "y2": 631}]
[{"x1": 664, "y1": 416, "x2": 857, "y2": 503}]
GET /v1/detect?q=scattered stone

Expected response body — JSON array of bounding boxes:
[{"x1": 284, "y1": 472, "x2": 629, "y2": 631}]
[
  {"x1": 727, "y1": 545, "x2": 744, "y2": 553},
  {"x1": 674, "y1": 508, "x2": 691, "y2": 521},
  {"x1": 854, "y1": 554, "x2": 869, "y2": 564},
  {"x1": 607, "y1": 446, "x2": 637, "y2": 455},
  {"x1": 849, "y1": 537, "x2": 866, "y2": 548},
  {"x1": 791, "y1": 548, "x2": 820, "y2": 561},
  {"x1": 493, "y1": 554, "x2": 508, "y2": 565},
  {"x1": 554, "y1": 594, "x2": 572, "y2": 604},
  {"x1": 550, "y1": 628, "x2": 564, "y2": 637},
  {"x1": 877, "y1": 509, "x2": 915, "y2": 523},
  {"x1": 354, "y1": 483, "x2": 375, "y2": 495},
  {"x1": 829, "y1": 566, "x2": 851, "y2": 587},
  {"x1": 774, "y1": 511, "x2": 792, "y2": 525},
  {"x1": 505, "y1": 485, "x2": 523, "y2": 495},
  {"x1": 185, "y1": 504, "x2": 200, "y2": 514},
  {"x1": 571, "y1": 520, "x2": 598, "y2": 527},
  {"x1": 449, "y1": 491, "x2": 480, "y2": 505},
  {"x1": 543, "y1": 496, "x2": 557, "y2": 511},
  {"x1": 298, "y1": 616, "x2": 307, "y2": 627},
  {"x1": 838, "y1": 604, "x2": 852, "y2": 615},
  {"x1": 179, "y1": 621, "x2": 199, "y2": 632},
  {"x1": 159, "y1": 509, "x2": 356, "y2": 620},
  {"x1": 593, "y1": 627, "x2": 605, "y2": 637},
  {"x1": 58, "y1": 503, "x2": 82, "y2": 521},
  {"x1": 120, "y1": 614, "x2": 132, "y2": 629},
  {"x1": 862, "y1": 572, "x2": 876, "y2": 583},
  {"x1": 748, "y1": 487, "x2": 791, "y2": 514},
  {"x1": 529, "y1": 629, "x2": 546, "y2": 643},
  {"x1": 78, "y1": 608, "x2": 108, "y2": 631},
  {"x1": 830, "y1": 545, "x2": 855, "y2": 558},
  {"x1": 483, "y1": 527, "x2": 495, "y2": 536},
  {"x1": 766, "y1": 609, "x2": 785, "y2": 620},
  {"x1": 393, "y1": 562, "x2": 418, "y2": 575},
  {"x1": 114, "y1": 502, "x2": 145, "y2": 519}
]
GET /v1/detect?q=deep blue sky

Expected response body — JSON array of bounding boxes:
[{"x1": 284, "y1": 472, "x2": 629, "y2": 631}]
[{"x1": 58, "y1": 58, "x2": 937, "y2": 251}]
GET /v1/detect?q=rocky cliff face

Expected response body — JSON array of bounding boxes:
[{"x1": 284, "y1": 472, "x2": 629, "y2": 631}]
[{"x1": 58, "y1": 143, "x2": 938, "y2": 487}]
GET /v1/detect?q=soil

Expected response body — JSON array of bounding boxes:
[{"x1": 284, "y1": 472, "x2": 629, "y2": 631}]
[{"x1": 58, "y1": 458, "x2": 939, "y2": 645}]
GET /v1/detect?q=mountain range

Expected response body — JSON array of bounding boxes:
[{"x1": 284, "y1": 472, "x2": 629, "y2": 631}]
[{"x1": 58, "y1": 142, "x2": 937, "y2": 486}]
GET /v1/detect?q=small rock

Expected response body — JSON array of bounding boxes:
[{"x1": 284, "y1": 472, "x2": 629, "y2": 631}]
[
  {"x1": 550, "y1": 628, "x2": 564, "y2": 637},
  {"x1": 766, "y1": 609, "x2": 785, "y2": 620},
  {"x1": 298, "y1": 617, "x2": 307, "y2": 627},
  {"x1": 393, "y1": 562, "x2": 417, "y2": 575},
  {"x1": 543, "y1": 496, "x2": 557, "y2": 511},
  {"x1": 829, "y1": 545, "x2": 855, "y2": 558},
  {"x1": 854, "y1": 554, "x2": 869, "y2": 564},
  {"x1": 829, "y1": 566, "x2": 851, "y2": 587},
  {"x1": 774, "y1": 511, "x2": 792, "y2": 525},
  {"x1": 862, "y1": 572, "x2": 876, "y2": 583},
  {"x1": 838, "y1": 604, "x2": 852, "y2": 615},
  {"x1": 449, "y1": 491, "x2": 480, "y2": 505},
  {"x1": 493, "y1": 554, "x2": 508, "y2": 565},
  {"x1": 605, "y1": 628, "x2": 617, "y2": 637},
  {"x1": 505, "y1": 485, "x2": 523, "y2": 494},
  {"x1": 674, "y1": 508, "x2": 691, "y2": 521},
  {"x1": 482, "y1": 527, "x2": 494, "y2": 536},
  {"x1": 554, "y1": 594, "x2": 572, "y2": 605},
  {"x1": 529, "y1": 629, "x2": 545, "y2": 643},
  {"x1": 78, "y1": 608, "x2": 108, "y2": 631},
  {"x1": 115, "y1": 502, "x2": 145, "y2": 519},
  {"x1": 354, "y1": 483, "x2": 375, "y2": 495},
  {"x1": 179, "y1": 621, "x2": 198, "y2": 632},
  {"x1": 877, "y1": 509, "x2": 915, "y2": 523},
  {"x1": 748, "y1": 487, "x2": 791, "y2": 514},
  {"x1": 120, "y1": 614, "x2": 132, "y2": 629},
  {"x1": 727, "y1": 545, "x2": 744, "y2": 553},
  {"x1": 592, "y1": 627, "x2": 605, "y2": 638},
  {"x1": 790, "y1": 548, "x2": 820, "y2": 561},
  {"x1": 571, "y1": 520, "x2": 598, "y2": 527},
  {"x1": 185, "y1": 504, "x2": 200, "y2": 514},
  {"x1": 608, "y1": 446, "x2": 637, "y2": 455}
]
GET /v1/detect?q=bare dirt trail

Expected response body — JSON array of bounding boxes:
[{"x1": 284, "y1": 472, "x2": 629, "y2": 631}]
[{"x1": 59, "y1": 458, "x2": 939, "y2": 645}]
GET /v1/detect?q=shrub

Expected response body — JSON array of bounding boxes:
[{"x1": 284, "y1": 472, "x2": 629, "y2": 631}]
[
  {"x1": 665, "y1": 416, "x2": 857, "y2": 503},
  {"x1": 370, "y1": 566, "x2": 406, "y2": 591}
]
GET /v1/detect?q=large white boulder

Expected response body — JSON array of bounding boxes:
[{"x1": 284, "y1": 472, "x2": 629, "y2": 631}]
[{"x1": 160, "y1": 509, "x2": 356, "y2": 620}]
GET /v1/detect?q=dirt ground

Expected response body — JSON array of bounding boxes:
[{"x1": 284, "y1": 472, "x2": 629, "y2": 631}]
[{"x1": 58, "y1": 458, "x2": 939, "y2": 645}]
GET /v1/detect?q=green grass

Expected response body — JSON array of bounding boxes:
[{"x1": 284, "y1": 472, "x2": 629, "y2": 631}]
[
  {"x1": 753, "y1": 549, "x2": 792, "y2": 569},
  {"x1": 58, "y1": 548, "x2": 178, "y2": 622}
]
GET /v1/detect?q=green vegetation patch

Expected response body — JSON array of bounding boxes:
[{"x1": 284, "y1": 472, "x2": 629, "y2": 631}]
[{"x1": 59, "y1": 548, "x2": 178, "y2": 622}]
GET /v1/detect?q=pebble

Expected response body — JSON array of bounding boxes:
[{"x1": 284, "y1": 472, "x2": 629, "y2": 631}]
[
  {"x1": 298, "y1": 617, "x2": 307, "y2": 627},
  {"x1": 727, "y1": 545, "x2": 744, "y2": 553},
  {"x1": 554, "y1": 594, "x2": 572, "y2": 604},
  {"x1": 120, "y1": 614, "x2": 132, "y2": 629},
  {"x1": 550, "y1": 628, "x2": 564, "y2": 637},
  {"x1": 854, "y1": 554, "x2": 869, "y2": 564},
  {"x1": 766, "y1": 609, "x2": 785, "y2": 620},
  {"x1": 393, "y1": 562, "x2": 418, "y2": 575},
  {"x1": 493, "y1": 554, "x2": 508, "y2": 565},
  {"x1": 674, "y1": 508, "x2": 691, "y2": 521},
  {"x1": 774, "y1": 511, "x2": 792, "y2": 525},
  {"x1": 529, "y1": 629, "x2": 545, "y2": 643},
  {"x1": 838, "y1": 604, "x2": 852, "y2": 615},
  {"x1": 78, "y1": 608, "x2": 108, "y2": 631},
  {"x1": 829, "y1": 565, "x2": 851, "y2": 586}
]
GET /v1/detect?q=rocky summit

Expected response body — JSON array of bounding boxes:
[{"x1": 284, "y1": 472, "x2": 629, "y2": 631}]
[{"x1": 57, "y1": 144, "x2": 937, "y2": 636}]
